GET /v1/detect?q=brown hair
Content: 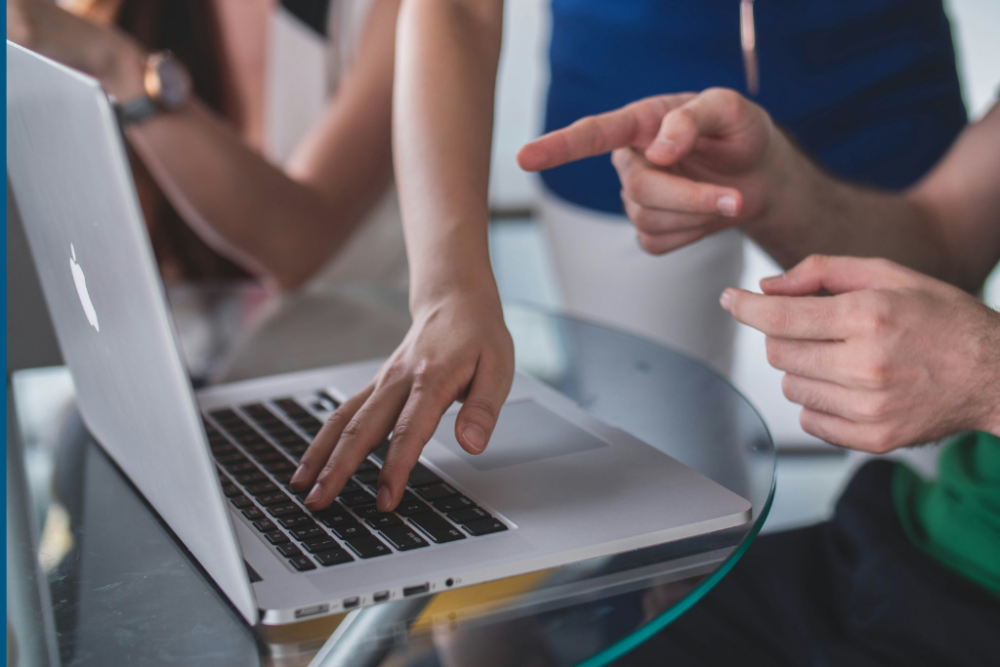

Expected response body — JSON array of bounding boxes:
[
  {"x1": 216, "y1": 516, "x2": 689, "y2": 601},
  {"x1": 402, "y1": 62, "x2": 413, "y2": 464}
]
[{"x1": 71, "y1": 0, "x2": 248, "y2": 282}]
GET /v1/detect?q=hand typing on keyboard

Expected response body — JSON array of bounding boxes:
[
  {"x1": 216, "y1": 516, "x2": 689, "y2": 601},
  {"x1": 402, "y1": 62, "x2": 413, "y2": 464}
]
[{"x1": 288, "y1": 291, "x2": 515, "y2": 513}]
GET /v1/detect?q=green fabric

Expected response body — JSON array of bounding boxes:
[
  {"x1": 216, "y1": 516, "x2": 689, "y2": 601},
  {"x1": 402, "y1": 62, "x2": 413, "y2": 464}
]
[{"x1": 893, "y1": 431, "x2": 1000, "y2": 599}]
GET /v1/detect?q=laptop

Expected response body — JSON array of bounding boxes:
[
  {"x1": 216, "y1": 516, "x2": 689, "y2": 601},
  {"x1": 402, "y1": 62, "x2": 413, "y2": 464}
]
[{"x1": 7, "y1": 42, "x2": 752, "y2": 627}]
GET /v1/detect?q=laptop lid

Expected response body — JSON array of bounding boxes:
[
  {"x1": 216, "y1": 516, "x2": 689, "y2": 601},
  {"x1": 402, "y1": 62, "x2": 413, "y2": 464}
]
[{"x1": 6, "y1": 42, "x2": 258, "y2": 625}]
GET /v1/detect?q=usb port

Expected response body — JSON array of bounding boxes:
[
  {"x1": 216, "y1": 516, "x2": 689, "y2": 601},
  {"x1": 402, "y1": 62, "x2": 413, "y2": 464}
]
[
  {"x1": 342, "y1": 597, "x2": 360, "y2": 609},
  {"x1": 373, "y1": 590, "x2": 390, "y2": 603},
  {"x1": 403, "y1": 583, "x2": 429, "y2": 598}
]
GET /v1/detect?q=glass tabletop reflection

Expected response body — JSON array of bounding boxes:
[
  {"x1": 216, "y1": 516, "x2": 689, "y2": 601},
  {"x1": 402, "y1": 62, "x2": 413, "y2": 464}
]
[{"x1": 7, "y1": 283, "x2": 775, "y2": 667}]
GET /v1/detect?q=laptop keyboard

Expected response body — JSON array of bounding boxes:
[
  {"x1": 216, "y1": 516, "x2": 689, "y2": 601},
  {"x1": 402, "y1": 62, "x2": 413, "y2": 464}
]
[{"x1": 204, "y1": 394, "x2": 507, "y2": 573}]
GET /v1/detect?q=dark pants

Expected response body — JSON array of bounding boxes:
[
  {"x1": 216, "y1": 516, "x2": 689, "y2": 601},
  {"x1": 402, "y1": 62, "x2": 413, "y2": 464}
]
[{"x1": 618, "y1": 461, "x2": 1000, "y2": 667}]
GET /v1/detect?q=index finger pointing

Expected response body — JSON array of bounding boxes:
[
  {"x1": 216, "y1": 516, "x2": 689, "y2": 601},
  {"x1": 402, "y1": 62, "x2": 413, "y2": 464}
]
[
  {"x1": 517, "y1": 94, "x2": 693, "y2": 172},
  {"x1": 721, "y1": 288, "x2": 853, "y2": 340}
]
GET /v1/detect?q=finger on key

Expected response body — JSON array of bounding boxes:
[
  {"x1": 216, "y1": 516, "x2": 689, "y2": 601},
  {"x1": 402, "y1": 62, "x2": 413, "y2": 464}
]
[
  {"x1": 303, "y1": 380, "x2": 410, "y2": 511},
  {"x1": 376, "y1": 384, "x2": 461, "y2": 512},
  {"x1": 290, "y1": 382, "x2": 374, "y2": 492}
]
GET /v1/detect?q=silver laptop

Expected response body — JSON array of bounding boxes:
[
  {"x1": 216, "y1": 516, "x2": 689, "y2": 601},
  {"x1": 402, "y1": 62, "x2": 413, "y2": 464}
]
[{"x1": 7, "y1": 42, "x2": 751, "y2": 627}]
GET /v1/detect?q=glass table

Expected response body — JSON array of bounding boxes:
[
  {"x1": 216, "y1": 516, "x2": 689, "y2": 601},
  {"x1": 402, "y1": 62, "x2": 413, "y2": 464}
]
[{"x1": 7, "y1": 284, "x2": 775, "y2": 667}]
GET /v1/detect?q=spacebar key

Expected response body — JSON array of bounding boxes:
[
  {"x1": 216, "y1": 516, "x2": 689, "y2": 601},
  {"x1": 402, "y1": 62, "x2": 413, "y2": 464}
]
[{"x1": 409, "y1": 513, "x2": 465, "y2": 544}]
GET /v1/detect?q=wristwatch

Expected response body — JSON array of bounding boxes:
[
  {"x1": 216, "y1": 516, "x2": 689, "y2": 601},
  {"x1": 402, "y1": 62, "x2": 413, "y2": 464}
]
[{"x1": 116, "y1": 51, "x2": 191, "y2": 126}]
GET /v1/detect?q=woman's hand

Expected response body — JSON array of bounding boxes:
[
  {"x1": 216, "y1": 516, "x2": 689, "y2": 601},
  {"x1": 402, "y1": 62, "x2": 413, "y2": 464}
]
[
  {"x1": 291, "y1": 287, "x2": 515, "y2": 512},
  {"x1": 518, "y1": 88, "x2": 795, "y2": 255},
  {"x1": 7, "y1": 0, "x2": 146, "y2": 100},
  {"x1": 722, "y1": 255, "x2": 1000, "y2": 452}
]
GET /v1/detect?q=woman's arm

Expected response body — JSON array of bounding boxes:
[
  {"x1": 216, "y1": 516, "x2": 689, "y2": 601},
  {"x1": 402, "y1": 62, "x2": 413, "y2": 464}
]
[
  {"x1": 9, "y1": 0, "x2": 400, "y2": 289},
  {"x1": 290, "y1": 0, "x2": 515, "y2": 513}
]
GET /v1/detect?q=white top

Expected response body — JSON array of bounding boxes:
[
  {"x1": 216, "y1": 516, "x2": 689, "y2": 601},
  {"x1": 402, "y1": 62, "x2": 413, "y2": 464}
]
[{"x1": 264, "y1": 0, "x2": 407, "y2": 291}]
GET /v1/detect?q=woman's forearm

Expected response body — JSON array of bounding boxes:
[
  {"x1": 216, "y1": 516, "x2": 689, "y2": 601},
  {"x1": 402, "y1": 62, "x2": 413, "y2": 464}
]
[
  {"x1": 128, "y1": 1, "x2": 399, "y2": 289},
  {"x1": 394, "y1": 0, "x2": 505, "y2": 309}
]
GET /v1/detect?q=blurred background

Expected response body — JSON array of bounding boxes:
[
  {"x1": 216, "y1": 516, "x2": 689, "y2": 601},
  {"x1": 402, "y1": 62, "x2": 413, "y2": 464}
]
[{"x1": 8, "y1": 0, "x2": 1000, "y2": 534}]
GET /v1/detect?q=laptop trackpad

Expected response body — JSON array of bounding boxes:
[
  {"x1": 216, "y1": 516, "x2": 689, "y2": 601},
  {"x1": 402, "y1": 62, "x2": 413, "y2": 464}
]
[{"x1": 434, "y1": 400, "x2": 609, "y2": 472}]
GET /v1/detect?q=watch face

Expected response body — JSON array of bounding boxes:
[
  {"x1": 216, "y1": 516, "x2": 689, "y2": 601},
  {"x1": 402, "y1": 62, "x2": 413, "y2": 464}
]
[{"x1": 148, "y1": 55, "x2": 191, "y2": 110}]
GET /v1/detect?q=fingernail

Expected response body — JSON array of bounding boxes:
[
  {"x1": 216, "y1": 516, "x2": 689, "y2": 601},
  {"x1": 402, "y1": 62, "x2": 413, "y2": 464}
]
[
  {"x1": 304, "y1": 482, "x2": 322, "y2": 506},
  {"x1": 289, "y1": 465, "x2": 307, "y2": 488},
  {"x1": 376, "y1": 485, "x2": 392, "y2": 512},
  {"x1": 720, "y1": 289, "x2": 734, "y2": 311},
  {"x1": 760, "y1": 273, "x2": 785, "y2": 287},
  {"x1": 462, "y1": 424, "x2": 487, "y2": 453},
  {"x1": 717, "y1": 195, "x2": 738, "y2": 217},
  {"x1": 649, "y1": 139, "x2": 677, "y2": 160}
]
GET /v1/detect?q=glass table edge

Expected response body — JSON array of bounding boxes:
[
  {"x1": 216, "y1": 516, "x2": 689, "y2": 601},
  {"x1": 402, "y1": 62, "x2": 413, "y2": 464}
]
[{"x1": 571, "y1": 473, "x2": 777, "y2": 667}]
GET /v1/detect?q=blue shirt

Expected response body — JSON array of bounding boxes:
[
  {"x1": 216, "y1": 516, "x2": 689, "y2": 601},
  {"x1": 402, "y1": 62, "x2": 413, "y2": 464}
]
[{"x1": 541, "y1": 0, "x2": 967, "y2": 214}]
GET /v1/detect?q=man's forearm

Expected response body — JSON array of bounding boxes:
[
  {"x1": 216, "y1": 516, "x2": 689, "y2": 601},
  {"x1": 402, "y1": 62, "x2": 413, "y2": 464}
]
[
  {"x1": 394, "y1": 0, "x2": 504, "y2": 309},
  {"x1": 743, "y1": 130, "x2": 956, "y2": 285},
  {"x1": 746, "y1": 104, "x2": 1000, "y2": 294}
]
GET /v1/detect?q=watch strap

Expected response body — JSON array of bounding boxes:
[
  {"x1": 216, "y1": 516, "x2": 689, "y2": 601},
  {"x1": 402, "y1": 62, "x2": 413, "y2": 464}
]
[{"x1": 116, "y1": 95, "x2": 160, "y2": 126}]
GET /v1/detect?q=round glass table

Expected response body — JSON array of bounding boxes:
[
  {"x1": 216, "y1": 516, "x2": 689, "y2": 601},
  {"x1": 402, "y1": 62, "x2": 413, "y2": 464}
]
[{"x1": 7, "y1": 284, "x2": 775, "y2": 667}]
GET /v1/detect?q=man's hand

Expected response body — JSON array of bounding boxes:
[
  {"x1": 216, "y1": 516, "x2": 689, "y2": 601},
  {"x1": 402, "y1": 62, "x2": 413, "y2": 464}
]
[
  {"x1": 518, "y1": 88, "x2": 786, "y2": 254},
  {"x1": 721, "y1": 255, "x2": 1000, "y2": 452},
  {"x1": 290, "y1": 289, "x2": 514, "y2": 512}
]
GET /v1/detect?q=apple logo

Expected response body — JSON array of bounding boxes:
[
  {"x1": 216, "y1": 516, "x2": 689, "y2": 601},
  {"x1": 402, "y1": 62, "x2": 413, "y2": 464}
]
[{"x1": 69, "y1": 244, "x2": 99, "y2": 332}]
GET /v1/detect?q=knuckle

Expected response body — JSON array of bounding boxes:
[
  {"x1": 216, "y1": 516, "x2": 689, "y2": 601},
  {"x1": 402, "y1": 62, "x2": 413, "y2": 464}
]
[
  {"x1": 462, "y1": 397, "x2": 500, "y2": 423},
  {"x1": 764, "y1": 306, "x2": 791, "y2": 337},
  {"x1": 766, "y1": 338, "x2": 787, "y2": 369},
  {"x1": 802, "y1": 254, "x2": 829, "y2": 273},
  {"x1": 339, "y1": 418, "x2": 365, "y2": 442}
]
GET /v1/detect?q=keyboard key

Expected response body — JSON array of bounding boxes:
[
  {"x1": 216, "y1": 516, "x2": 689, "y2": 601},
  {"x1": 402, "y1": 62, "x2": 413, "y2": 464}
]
[
  {"x1": 221, "y1": 483, "x2": 241, "y2": 497},
  {"x1": 210, "y1": 443, "x2": 238, "y2": 456},
  {"x1": 318, "y1": 512, "x2": 359, "y2": 530},
  {"x1": 339, "y1": 490, "x2": 376, "y2": 508},
  {"x1": 433, "y1": 496, "x2": 477, "y2": 513},
  {"x1": 302, "y1": 536, "x2": 340, "y2": 553},
  {"x1": 226, "y1": 462, "x2": 257, "y2": 474},
  {"x1": 284, "y1": 445, "x2": 308, "y2": 459},
  {"x1": 396, "y1": 495, "x2": 432, "y2": 517},
  {"x1": 351, "y1": 505, "x2": 384, "y2": 521},
  {"x1": 277, "y1": 543, "x2": 303, "y2": 557},
  {"x1": 407, "y1": 463, "x2": 442, "y2": 488},
  {"x1": 447, "y1": 507, "x2": 490, "y2": 524},
  {"x1": 242, "y1": 507, "x2": 264, "y2": 521},
  {"x1": 264, "y1": 530, "x2": 289, "y2": 545},
  {"x1": 291, "y1": 525, "x2": 325, "y2": 541},
  {"x1": 366, "y1": 513, "x2": 402, "y2": 530},
  {"x1": 413, "y1": 483, "x2": 458, "y2": 502},
  {"x1": 409, "y1": 513, "x2": 466, "y2": 544},
  {"x1": 229, "y1": 494, "x2": 253, "y2": 509},
  {"x1": 267, "y1": 503, "x2": 302, "y2": 517},
  {"x1": 252, "y1": 450, "x2": 286, "y2": 464},
  {"x1": 288, "y1": 556, "x2": 316, "y2": 572},
  {"x1": 253, "y1": 518, "x2": 277, "y2": 532},
  {"x1": 357, "y1": 459, "x2": 379, "y2": 473},
  {"x1": 278, "y1": 515, "x2": 315, "y2": 529},
  {"x1": 462, "y1": 517, "x2": 508, "y2": 536},
  {"x1": 344, "y1": 536, "x2": 391, "y2": 559},
  {"x1": 330, "y1": 522, "x2": 370, "y2": 540},
  {"x1": 355, "y1": 469, "x2": 380, "y2": 485},
  {"x1": 264, "y1": 460, "x2": 296, "y2": 474},
  {"x1": 216, "y1": 453, "x2": 248, "y2": 466},
  {"x1": 234, "y1": 471, "x2": 267, "y2": 485},
  {"x1": 245, "y1": 482, "x2": 278, "y2": 496},
  {"x1": 314, "y1": 549, "x2": 354, "y2": 567},
  {"x1": 379, "y1": 525, "x2": 429, "y2": 551},
  {"x1": 272, "y1": 472, "x2": 295, "y2": 485},
  {"x1": 257, "y1": 492, "x2": 291, "y2": 506}
]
